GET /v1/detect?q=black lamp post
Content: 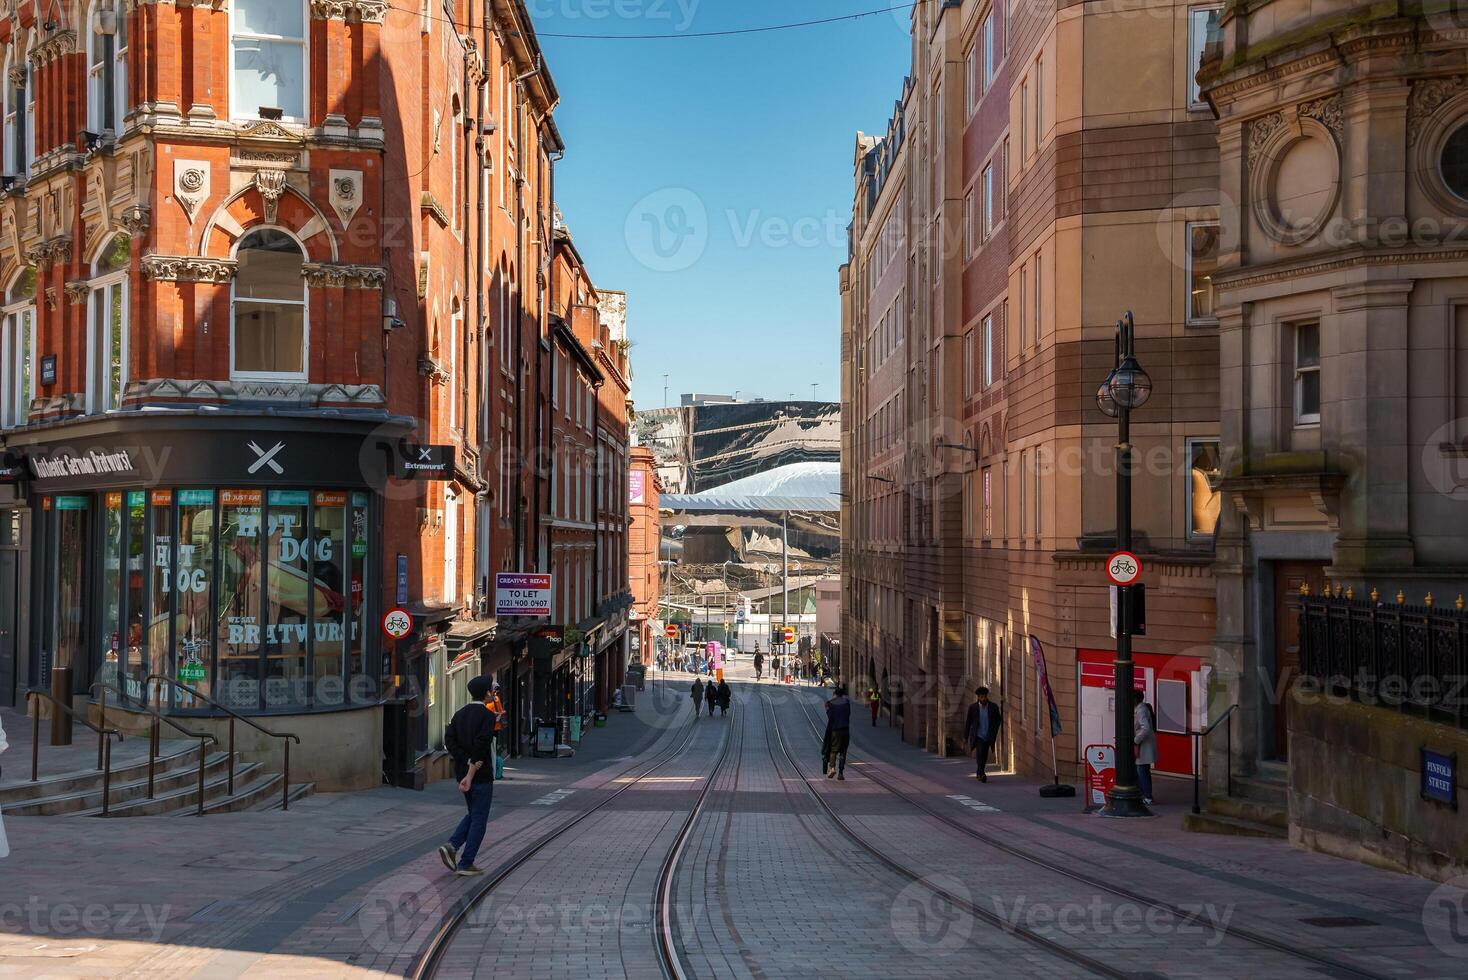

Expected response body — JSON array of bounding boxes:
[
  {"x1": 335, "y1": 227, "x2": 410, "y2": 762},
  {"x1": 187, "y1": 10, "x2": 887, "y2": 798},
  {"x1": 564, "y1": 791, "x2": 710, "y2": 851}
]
[{"x1": 1097, "y1": 311, "x2": 1153, "y2": 818}]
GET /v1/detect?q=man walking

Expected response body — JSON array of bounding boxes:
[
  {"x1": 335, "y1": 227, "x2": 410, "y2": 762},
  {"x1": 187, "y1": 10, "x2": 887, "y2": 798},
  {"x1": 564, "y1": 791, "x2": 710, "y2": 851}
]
[
  {"x1": 824, "y1": 685, "x2": 852, "y2": 780},
  {"x1": 439, "y1": 676, "x2": 502, "y2": 876},
  {"x1": 964, "y1": 686, "x2": 1003, "y2": 782},
  {"x1": 753, "y1": 649, "x2": 764, "y2": 682},
  {"x1": 691, "y1": 676, "x2": 705, "y2": 718}
]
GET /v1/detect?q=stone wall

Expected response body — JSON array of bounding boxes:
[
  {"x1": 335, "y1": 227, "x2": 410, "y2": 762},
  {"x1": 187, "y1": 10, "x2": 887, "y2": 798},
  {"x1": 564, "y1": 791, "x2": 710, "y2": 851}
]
[{"x1": 1289, "y1": 691, "x2": 1467, "y2": 883}]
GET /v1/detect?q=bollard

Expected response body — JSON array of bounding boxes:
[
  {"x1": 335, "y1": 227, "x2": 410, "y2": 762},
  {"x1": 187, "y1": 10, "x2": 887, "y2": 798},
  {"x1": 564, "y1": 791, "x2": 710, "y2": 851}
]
[{"x1": 49, "y1": 666, "x2": 73, "y2": 746}]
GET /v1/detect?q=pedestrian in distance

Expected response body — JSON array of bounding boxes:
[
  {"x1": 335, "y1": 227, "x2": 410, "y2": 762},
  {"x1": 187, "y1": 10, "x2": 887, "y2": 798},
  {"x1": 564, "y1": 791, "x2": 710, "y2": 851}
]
[
  {"x1": 964, "y1": 686, "x2": 1003, "y2": 782},
  {"x1": 691, "y1": 677, "x2": 705, "y2": 718},
  {"x1": 706, "y1": 683, "x2": 718, "y2": 717},
  {"x1": 1134, "y1": 689, "x2": 1158, "y2": 805},
  {"x1": 867, "y1": 687, "x2": 880, "y2": 726},
  {"x1": 773, "y1": 656, "x2": 781, "y2": 682},
  {"x1": 717, "y1": 678, "x2": 732, "y2": 716},
  {"x1": 753, "y1": 650, "x2": 764, "y2": 681},
  {"x1": 439, "y1": 675, "x2": 503, "y2": 876},
  {"x1": 824, "y1": 685, "x2": 852, "y2": 780}
]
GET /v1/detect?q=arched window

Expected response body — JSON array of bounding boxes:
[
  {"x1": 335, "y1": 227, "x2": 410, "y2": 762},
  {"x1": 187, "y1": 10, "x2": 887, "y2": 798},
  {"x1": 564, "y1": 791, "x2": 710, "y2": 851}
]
[
  {"x1": 88, "y1": 236, "x2": 130, "y2": 414},
  {"x1": 1, "y1": 266, "x2": 36, "y2": 427},
  {"x1": 87, "y1": 1, "x2": 129, "y2": 135},
  {"x1": 230, "y1": 0, "x2": 307, "y2": 122},
  {"x1": 232, "y1": 229, "x2": 307, "y2": 381}
]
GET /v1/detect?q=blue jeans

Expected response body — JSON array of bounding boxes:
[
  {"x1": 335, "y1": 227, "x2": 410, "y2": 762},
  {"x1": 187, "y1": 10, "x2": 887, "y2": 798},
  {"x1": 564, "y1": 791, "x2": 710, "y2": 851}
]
[
  {"x1": 1137, "y1": 763, "x2": 1154, "y2": 801},
  {"x1": 450, "y1": 779, "x2": 494, "y2": 869}
]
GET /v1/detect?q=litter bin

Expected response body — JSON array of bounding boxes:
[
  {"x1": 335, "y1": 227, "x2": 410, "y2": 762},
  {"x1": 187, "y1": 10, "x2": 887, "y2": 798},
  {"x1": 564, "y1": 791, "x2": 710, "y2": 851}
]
[
  {"x1": 534, "y1": 720, "x2": 559, "y2": 757},
  {"x1": 594, "y1": 712, "x2": 608, "y2": 728},
  {"x1": 569, "y1": 715, "x2": 582, "y2": 743}
]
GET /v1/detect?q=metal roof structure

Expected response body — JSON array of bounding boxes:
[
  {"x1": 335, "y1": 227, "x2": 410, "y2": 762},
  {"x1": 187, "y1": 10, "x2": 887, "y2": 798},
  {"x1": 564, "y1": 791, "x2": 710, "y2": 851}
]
[{"x1": 660, "y1": 494, "x2": 840, "y2": 514}]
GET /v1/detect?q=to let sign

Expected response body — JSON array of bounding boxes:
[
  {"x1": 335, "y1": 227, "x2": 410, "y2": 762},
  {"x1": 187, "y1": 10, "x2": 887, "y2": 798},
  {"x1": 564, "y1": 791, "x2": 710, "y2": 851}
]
[
  {"x1": 1421, "y1": 748, "x2": 1458, "y2": 809},
  {"x1": 496, "y1": 572, "x2": 553, "y2": 617}
]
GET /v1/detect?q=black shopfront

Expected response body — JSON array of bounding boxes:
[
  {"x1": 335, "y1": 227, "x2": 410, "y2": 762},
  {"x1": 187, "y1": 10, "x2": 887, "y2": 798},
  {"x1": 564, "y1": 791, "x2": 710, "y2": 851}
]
[{"x1": 4, "y1": 413, "x2": 407, "y2": 715}]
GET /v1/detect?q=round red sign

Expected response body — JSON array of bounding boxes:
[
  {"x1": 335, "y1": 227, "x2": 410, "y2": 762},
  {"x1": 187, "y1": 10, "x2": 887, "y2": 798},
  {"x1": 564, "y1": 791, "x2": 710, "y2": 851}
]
[
  {"x1": 1106, "y1": 552, "x2": 1142, "y2": 587},
  {"x1": 382, "y1": 607, "x2": 414, "y2": 640}
]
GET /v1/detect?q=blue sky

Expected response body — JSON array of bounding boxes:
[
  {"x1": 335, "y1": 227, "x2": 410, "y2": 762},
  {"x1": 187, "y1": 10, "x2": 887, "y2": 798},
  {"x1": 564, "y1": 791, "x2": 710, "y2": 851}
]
[{"x1": 533, "y1": 2, "x2": 912, "y2": 410}]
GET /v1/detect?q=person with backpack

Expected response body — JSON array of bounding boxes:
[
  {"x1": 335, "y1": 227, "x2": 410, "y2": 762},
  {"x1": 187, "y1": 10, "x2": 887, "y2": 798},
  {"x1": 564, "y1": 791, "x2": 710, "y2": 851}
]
[
  {"x1": 439, "y1": 676, "x2": 502, "y2": 876},
  {"x1": 1135, "y1": 690, "x2": 1158, "y2": 805},
  {"x1": 691, "y1": 677, "x2": 705, "y2": 719},
  {"x1": 716, "y1": 678, "x2": 732, "y2": 716}
]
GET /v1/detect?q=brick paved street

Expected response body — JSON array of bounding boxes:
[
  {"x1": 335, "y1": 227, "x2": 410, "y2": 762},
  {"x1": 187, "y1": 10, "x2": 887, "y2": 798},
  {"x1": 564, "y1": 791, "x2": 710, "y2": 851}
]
[{"x1": 2, "y1": 663, "x2": 1466, "y2": 978}]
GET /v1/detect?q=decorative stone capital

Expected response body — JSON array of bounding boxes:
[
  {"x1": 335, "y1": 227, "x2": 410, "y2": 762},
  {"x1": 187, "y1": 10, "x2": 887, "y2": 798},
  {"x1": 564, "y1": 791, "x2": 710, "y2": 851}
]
[
  {"x1": 29, "y1": 31, "x2": 77, "y2": 67},
  {"x1": 63, "y1": 281, "x2": 90, "y2": 305},
  {"x1": 140, "y1": 255, "x2": 238, "y2": 283},
  {"x1": 1408, "y1": 75, "x2": 1468, "y2": 147},
  {"x1": 310, "y1": 0, "x2": 388, "y2": 23},
  {"x1": 25, "y1": 235, "x2": 72, "y2": 270},
  {"x1": 301, "y1": 263, "x2": 386, "y2": 289}
]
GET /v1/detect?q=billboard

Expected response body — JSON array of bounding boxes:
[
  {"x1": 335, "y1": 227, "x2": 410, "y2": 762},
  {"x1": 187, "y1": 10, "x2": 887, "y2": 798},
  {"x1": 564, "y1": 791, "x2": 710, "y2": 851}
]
[
  {"x1": 495, "y1": 573, "x2": 553, "y2": 617},
  {"x1": 630, "y1": 470, "x2": 646, "y2": 505}
]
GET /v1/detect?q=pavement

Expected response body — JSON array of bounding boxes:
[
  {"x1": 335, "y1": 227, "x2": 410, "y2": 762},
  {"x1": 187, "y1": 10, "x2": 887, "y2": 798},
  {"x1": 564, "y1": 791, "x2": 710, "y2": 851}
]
[{"x1": 0, "y1": 660, "x2": 1465, "y2": 978}]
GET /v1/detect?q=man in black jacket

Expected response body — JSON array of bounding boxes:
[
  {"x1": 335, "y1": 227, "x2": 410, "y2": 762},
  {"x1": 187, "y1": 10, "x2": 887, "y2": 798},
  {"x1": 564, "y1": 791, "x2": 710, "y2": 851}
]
[
  {"x1": 963, "y1": 686, "x2": 1003, "y2": 782},
  {"x1": 824, "y1": 685, "x2": 852, "y2": 780},
  {"x1": 438, "y1": 675, "x2": 501, "y2": 876}
]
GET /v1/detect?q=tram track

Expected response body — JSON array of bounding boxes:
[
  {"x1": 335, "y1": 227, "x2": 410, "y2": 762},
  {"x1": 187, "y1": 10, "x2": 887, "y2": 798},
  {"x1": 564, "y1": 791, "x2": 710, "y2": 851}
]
[
  {"x1": 783, "y1": 688, "x2": 1400, "y2": 980},
  {"x1": 761, "y1": 691, "x2": 1136, "y2": 980},
  {"x1": 410, "y1": 704, "x2": 735, "y2": 980}
]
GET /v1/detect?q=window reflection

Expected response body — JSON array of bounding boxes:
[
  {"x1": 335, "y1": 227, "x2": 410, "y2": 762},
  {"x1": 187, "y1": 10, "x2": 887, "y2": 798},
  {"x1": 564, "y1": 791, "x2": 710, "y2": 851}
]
[{"x1": 219, "y1": 490, "x2": 264, "y2": 710}]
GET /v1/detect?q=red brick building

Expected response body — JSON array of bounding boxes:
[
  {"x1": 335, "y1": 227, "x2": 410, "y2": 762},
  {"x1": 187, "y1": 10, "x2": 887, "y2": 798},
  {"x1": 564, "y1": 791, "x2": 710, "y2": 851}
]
[
  {"x1": 0, "y1": 0, "x2": 632, "y2": 788},
  {"x1": 628, "y1": 445, "x2": 661, "y2": 666}
]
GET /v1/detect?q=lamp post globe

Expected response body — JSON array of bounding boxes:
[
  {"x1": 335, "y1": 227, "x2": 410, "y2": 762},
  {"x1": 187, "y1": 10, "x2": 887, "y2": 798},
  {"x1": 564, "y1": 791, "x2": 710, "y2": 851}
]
[
  {"x1": 1096, "y1": 377, "x2": 1120, "y2": 418},
  {"x1": 1107, "y1": 355, "x2": 1153, "y2": 410}
]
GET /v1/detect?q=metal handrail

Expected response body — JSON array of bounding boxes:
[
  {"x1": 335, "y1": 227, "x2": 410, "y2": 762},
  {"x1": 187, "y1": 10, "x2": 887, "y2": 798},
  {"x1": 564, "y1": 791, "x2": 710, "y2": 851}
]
[
  {"x1": 25, "y1": 689, "x2": 124, "y2": 817},
  {"x1": 91, "y1": 682, "x2": 217, "y2": 817},
  {"x1": 145, "y1": 675, "x2": 302, "y2": 812},
  {"x1": 1188, "y1": 703, "x2": 1240, "y2": 815}
]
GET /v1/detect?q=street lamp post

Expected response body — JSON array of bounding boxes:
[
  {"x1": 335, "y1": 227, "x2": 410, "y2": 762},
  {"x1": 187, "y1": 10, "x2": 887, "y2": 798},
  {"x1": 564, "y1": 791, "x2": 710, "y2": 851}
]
[{"x1": 1096, "y1": 311, "x2": 1153, "y2": 819}]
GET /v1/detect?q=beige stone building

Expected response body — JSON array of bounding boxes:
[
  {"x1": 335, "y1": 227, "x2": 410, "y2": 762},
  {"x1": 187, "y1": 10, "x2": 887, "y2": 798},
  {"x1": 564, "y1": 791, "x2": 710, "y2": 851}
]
[
  {"x1": 1202, "y1": 1, "x2": 1468, "y2": 864},
  {"x1": 844, "y1": 0, "x2": 1226, "y2": 783}
]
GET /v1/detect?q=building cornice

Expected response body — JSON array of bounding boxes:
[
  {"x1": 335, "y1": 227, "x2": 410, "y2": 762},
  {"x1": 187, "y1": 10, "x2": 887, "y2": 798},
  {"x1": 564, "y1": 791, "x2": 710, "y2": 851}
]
[
  {"x1": 28, "y1": 30, "x2": 76, "y2": 67},
  {"x1": 1214, "y1": 245, "x2": 1468, "y2": 292}
]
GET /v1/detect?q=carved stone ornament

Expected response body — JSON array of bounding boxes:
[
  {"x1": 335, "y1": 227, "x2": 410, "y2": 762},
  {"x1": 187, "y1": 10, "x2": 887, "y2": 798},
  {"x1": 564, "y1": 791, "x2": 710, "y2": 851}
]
[
  {"x1": 1408, "y1": 76, "x2": 1468, "y2": 146},
  {"x1": 25, "y1": 236, "x2": 72, "y2": 270},
  {"x1": 43, "y1": 286, "x2": 57, "y2": 310},
  {"x1": 302, "y1": 263, "x2": 386, "y2": 289},
  {"x1": 29, "y1": 30, "x2": 77, "y2": 68},
  {"x1": 173, "y1": 160, "x2": 210, "y2": 224},
  {"x1": 328, "y1": 169, "x2": 363, "y2": 229},
  {"x1": 310, "y1": 0, "x2": 389, "y2": 22},
  {"x1": 6, "y1": 66, "x2": 24, "y2": 89},
  {"x1": 255, "y1": 169, "x2": 288, "y2": 224},
  {"x1": 64, "y1": 281, "x2": 90, "y2": 306},
  {"x1": 120, "y1": 205, "x2": 151, "y2": 237},
  {"x1": 1297, "y1": 94, "x2": 1343, "y2": 138},
  {"x1": 1247, "y1": 112, "x2": 1286, "y2": 169},
  {"x1": 140, "y1": 255, "x2": 239, "y2": 283}
]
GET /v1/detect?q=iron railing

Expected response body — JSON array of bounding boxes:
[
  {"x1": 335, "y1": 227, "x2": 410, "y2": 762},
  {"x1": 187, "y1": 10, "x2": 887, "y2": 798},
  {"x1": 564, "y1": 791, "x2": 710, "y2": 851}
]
[
  {"x1": 1189, "y1": 703, "x2": 1238, "y2": 814},
  {"x1": 146, "y1": 675, "x2": 302, "y2": 811},
  {"x1": 1297, "y1": 592, "x2": 1468, "y2": 730},
  {"x1": 92, "y1": 682, "x2": 217, "y2": 816},
  {"x1": 25, "y1": 689, "x2": 124, "y2": 816}
]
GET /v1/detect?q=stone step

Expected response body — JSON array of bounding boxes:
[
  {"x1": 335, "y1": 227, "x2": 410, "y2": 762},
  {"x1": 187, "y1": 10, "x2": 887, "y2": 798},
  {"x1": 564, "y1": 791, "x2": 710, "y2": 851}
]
[
  {"x1": 0, "y1": 741, "x2": 204, "y2": 806},
  {"x1": 2, "y1": 751, "x2": 235, "y2": 816},
  {"x1": 1207, "y1": 793, "x2": 1288, "y2": 830},
  {"x1": 76, "y1": 762, "x2": 266, "y2": 817},
  {"x1": 1234, "y1": 773, "x2": 1288, "y2": 810},
  {"x1": 1182, "y1": 810, "x2": 1289, "y2": 839}
]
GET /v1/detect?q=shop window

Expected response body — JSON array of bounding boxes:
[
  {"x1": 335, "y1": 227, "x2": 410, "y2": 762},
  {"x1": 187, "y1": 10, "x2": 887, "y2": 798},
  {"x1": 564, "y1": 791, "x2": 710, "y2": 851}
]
[
  {"x1": 1187, "y1": 221, "x2": 1219, "y2": 324},
  {"x1": 231, "y1": 0, "x2": 306, "y2": 121},
  {"x1": 1187, "y1": 438, "x2": 1221, "y2": 542},
  {"x1": 348, "y1": 493, "x2": 369, "y2": 700},
  {"x1": 87, "y1": 0, "x2": 129, "y2": 135},
  {"x1": 233, "y1": 230, "x2": 307, "y2": 381},
  {"x1": 219, "y1": 489, "x2": 264, "y2": 709},
  {"x1": 310, "y1": 492, "x2": 348, "y2": 705},
  {"x1": 99, "y1": 493, "x2": 123, "y2": 692},
  {"x1": 264, "y1": 490, "x2": 310, "y2": 708},
  {"x1": 1, "y1": 267, "x2": 36, "y2": 427},
  {"x1": 87, "y1": 237, "x2": 129, "y2": 414},
  {"x1": 175, "y1": 490, "x2": 217, "y2": 704}
]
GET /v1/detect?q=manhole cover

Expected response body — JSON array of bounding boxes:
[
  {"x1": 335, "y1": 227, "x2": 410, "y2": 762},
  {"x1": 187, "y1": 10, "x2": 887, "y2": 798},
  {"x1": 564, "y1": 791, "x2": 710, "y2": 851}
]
[{"x1": 1299, "y1": 916, "x2": 1376, "y2": 929}]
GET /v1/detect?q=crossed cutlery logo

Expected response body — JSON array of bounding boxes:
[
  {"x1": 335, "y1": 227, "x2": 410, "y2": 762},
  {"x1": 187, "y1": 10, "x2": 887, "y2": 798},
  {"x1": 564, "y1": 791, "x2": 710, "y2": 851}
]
[{"x1": 247, "y1": 440, "x2": 286, "y2": 476}]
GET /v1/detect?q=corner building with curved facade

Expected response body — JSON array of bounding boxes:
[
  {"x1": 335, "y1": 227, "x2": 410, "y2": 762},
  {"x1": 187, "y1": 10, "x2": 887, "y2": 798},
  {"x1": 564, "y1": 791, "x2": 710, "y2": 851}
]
[{"x1": 0, "y1": 1, "x2": 630, "y2": 791}]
